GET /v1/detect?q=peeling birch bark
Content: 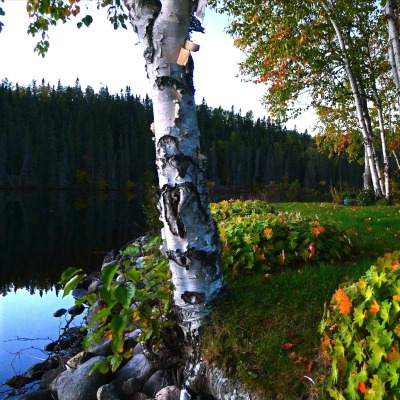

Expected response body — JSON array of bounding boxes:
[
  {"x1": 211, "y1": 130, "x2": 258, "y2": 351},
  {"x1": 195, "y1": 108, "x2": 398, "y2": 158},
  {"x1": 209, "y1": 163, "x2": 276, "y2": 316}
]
[{"x1": 123, "y1": 0, "x2": 227, "y2": 395}]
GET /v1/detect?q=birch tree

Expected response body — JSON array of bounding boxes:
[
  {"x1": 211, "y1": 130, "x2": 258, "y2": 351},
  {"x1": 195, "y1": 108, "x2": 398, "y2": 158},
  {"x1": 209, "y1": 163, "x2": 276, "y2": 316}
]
[
  {"x1": 211, "y1": 0, "x2": 391, "y2": 197},
  {"x1": 3, "y1": 0, "x2": 228, "y2": 395}
]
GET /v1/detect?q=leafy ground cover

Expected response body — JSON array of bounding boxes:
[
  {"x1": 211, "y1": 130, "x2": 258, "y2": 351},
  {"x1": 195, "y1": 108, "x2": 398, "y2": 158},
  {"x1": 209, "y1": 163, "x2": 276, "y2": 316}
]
[{"x1": 203, "y1": 202, "x2": 400, "y2": 399}]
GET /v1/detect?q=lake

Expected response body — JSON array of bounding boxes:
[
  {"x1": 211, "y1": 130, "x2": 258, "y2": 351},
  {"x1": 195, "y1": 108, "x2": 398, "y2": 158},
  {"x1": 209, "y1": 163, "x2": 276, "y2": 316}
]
[{"x1": 0, "y1": 190, "x2": 147, "y2": 399}]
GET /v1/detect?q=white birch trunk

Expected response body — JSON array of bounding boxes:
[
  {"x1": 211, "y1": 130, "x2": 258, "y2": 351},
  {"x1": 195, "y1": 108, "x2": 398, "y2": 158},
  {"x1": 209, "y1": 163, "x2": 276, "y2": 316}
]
[
  {"x1": 123, "y1": 0, "x2": 226, "y2": 394},
  {"x1": 386, "y1": 0, "x2": 400, "y2": 110},
  {"x1": 372, "y1": 95, "x2": 391, "y2": 198},
  {"x1": 321, "y1": 1, "x2": 383, "y2": 197}
]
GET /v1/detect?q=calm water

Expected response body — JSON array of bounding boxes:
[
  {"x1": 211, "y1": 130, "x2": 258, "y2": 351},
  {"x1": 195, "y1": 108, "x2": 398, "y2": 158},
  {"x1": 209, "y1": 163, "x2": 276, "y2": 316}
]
[{"x1": 0, "y1": 190, "x2": 147, "y2": 398}]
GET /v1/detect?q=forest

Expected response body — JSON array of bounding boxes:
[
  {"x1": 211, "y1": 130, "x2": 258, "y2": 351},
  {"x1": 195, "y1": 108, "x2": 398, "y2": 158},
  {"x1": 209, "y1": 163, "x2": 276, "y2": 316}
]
[{"x1": 0, "y1": 79, "x2": 362, "y2": 196}]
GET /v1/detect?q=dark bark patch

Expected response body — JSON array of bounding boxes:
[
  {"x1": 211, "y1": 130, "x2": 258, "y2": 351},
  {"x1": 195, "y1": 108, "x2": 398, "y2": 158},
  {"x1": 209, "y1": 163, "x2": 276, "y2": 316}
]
[
  {"x1": 167, "y1": 155, "x2": 192, "y2": 178},
  {"x1": 181, "y1": 291, "x2": 205, "y2": 305},
  {"x1": 162, "y1": 185, "x2": 186, "y2": 238},
  {"x1": 167, "y1": 249, "x2": 190, "y2": 270},
  {"x1": 161, "y1": 182, "x2": 208, "y2": 238},
  {"x1": 158, "y1": 135, "x2": 178, "y2": 149}
]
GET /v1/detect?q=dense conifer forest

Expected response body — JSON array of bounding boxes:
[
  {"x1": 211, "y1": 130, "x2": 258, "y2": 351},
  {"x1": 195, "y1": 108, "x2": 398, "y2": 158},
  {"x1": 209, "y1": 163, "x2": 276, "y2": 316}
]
[{"x1": 0, "y1": 79, "x2": 362, "y2": 193}]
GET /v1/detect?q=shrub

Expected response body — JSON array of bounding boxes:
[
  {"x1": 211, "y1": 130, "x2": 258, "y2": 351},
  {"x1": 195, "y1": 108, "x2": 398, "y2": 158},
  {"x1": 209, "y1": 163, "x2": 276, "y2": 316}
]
[
  {"x1": 211, "y1": 200, "x2": 354, "y2": 277},
  {"x1": 319, "y1": 252, "x2": 400, "y2": 399},
  {"x1": 357, "y1": 190, "x2": 377, "y2": 206},
  {"x1": 59, "y1": 236, "x2": 174, "y2": 374}
]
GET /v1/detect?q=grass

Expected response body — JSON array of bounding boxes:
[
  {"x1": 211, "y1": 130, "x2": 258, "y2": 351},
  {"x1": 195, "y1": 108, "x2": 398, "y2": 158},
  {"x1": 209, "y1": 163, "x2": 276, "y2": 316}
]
[{"x1": 202, "y1": 202, "x2": 400, "y2": 399}]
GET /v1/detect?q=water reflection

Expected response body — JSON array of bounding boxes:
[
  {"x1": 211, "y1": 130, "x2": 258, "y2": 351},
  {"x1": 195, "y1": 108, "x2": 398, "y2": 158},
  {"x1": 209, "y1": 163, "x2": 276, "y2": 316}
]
[
  {"x1": 0, "y1": 190, "x2": 147, "y2": 398},
  {"x1": 0, "y1": 287, "x2": 83, "y2": 398},
  {"x1": 0, "y1": 190, "x2": 147, "y2": 293}
]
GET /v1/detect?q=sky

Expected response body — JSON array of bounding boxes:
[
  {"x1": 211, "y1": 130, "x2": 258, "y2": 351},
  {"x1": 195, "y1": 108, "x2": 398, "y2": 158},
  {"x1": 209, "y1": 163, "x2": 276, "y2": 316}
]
[{"x1": 0, "y1": 1, "x2": 314, "y2": 133}]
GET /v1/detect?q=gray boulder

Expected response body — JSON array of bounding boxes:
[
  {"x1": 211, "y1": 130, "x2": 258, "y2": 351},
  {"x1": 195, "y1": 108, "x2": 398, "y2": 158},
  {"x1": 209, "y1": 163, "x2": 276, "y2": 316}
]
[
  {"x1": 87, "y1": 337, "x2": 113, "y2": 357},
  {"x1": 155, "y1": 386, "x2": 180, "y2": 400},
  {"x1": 115, "y1": 353, "x2": 154, "y2": 382},
  {"x1": 97, "y1": 379, "x2": 127, "y2": 400},
  {"x1": 143, "y1": 370, "x2": 174, "y2": 398},
  {"x1": 55, "y1": 356, "x2": 111, "y2": 400}
]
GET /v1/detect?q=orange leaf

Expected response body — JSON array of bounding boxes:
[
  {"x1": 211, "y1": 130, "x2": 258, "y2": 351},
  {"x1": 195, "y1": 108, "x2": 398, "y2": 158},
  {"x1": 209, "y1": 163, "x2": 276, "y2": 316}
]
[
  {"x1": 394, "y1": 325, "x2": 400, "y2": 337},
  {"x1": 369, "y1": 300, "x2": 380, "y2": 314},
  {"x1": 104, "y1": 330, "x2": 113, "y2": 339},
  {"x1": 366, "y1": 227, "x2": 373, "y2": 232},
  {"x1": 393, "y1": 288, "x2": 400, "y2": 302},
  {"x1": 283, "y1": 342, "x2": 294, "y2": 349},
  {"x1": 387, "y1": 345, "x2": 400, "y2": 362},
  {"x1": 358, "y1": 381, "x2": 367, "y2": 394},
  {"x1": 333, "y1": 288, "x2": 352, "y2": 315},
  {"x1": 307, "y1": 359, "x2": 313, "y2": 372},
  {"x1": 264, "y1": 228, "x2": 273, "y2": 237}
]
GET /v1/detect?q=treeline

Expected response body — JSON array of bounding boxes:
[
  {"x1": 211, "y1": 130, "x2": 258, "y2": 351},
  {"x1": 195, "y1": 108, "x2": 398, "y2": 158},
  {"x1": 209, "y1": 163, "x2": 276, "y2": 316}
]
[{"x1": 0, "y1": 79, "x2": 362, "y2": 191}]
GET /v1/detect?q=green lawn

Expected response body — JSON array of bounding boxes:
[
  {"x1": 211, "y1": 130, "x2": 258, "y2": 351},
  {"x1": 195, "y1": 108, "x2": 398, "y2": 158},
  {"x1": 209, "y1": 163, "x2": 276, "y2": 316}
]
[{"x1": 203, "y1": 202, "x2": 400, "y2": 399}]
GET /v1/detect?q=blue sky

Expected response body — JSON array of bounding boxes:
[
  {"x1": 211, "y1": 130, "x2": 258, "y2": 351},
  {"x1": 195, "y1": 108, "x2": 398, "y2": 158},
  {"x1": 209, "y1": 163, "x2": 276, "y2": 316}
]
[{"x1": 0, "y1": 1, "x2": 314, "y2": 132}]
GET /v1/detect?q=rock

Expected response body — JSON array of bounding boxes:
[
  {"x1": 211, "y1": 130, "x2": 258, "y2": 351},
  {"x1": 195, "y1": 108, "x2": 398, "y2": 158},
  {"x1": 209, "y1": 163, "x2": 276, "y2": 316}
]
[
  {"x1": 143, "y1": 370, "x2": 173, "y2": 398},
  {"x1": 77, "y1": 276, "x2": 95, "y2": 290},
  {"x1": 97, "y1": 379, "x2": 127, "y2": 400},
  {"x1": 122, "y1": 377, "x2": 141, "y2": 397},
  {"x1": 115, "y1": 353, "x2": 154, "y2": 383},
  {"x1": 20, "y1": 389, "x2": 54, "y2": 399},
  {"x1": 88, "y1": 280, "x2": 102, "y2": 295},
  {"x1": 103, "y1": 249, "x2": 118, "y2": 265},
  {"x1": 132, "y1": 342, "x2": 146, "y2": 357},
  {"x1": 68, "y1": 304, "x2": 85, "y2": 315},
  {"x1": 66, "y1": 351, "x2": 91, "y2": 369},
  {"x1": 55, "y1": 356, "x2": 111, "y2": 400},
  {"x1": 155, "y1": 386, "x2": 181, "y2": 400},
  {"x1": 132, "y1": 393, "x2": 148, "y2": 400},
  {"x1": 53, "y1": 308, "x2": 68, "y2": 317},
  {"x1": 45, "y1": 327, "x2": 85, "y2": 353},
  {"x1": 25, "y1": 357, "x2": 59, "y2": 381},
  {"x1": 87, "y1": 337, "x2": 113, "y2": 357},
  {"x1": 71, "y1": 288, "x2": 88, "y2": 300},
  {"x1": 49, "y1": 368, "x2": 74, "y2": 393},
  {"x1": 124, "y1": 329, "x2": 142, "y2": 351},
  {"x1": 87, "y1": 299, "x2": 106, "y2": 331},
  {"x1": 40, "y1": 364, "x2": 66, "y2": 389}
]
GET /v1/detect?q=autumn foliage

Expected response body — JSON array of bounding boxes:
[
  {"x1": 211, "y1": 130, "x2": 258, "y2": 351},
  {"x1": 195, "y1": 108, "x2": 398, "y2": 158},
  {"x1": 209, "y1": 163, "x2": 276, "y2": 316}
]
[{"x1": 319, "y1": 252, "x2": 400, "y2": 399}]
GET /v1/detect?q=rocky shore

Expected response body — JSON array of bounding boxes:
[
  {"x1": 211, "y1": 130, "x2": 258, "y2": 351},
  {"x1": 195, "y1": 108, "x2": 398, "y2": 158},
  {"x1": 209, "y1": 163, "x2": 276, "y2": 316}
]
[{"x1": 6, "y1": 237, "x2": 256, "y2": 400}]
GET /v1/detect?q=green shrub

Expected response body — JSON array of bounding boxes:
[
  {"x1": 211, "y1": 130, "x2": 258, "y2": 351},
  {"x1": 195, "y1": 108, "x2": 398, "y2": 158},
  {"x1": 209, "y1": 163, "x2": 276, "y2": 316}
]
[
  {"x1": 357, "y1": 190, "x2": 377, "y2": 206},
  {"x1": 210, "y1": 200, "x2": 354, "y2": 277},
  {"x1": 59, "y1": 236, "x2": 174, "y2": 374},
  {"x1": 319, "y1": 252, "x2": 400, "y2": 399}
]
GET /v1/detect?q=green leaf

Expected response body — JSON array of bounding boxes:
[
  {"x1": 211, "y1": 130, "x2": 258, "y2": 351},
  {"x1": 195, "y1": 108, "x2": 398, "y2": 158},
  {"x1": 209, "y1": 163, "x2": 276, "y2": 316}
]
[
  {"x1": 114, "y1": 284, "x2": 136, "y2": 309},
  {"x1": 146, "y1": 236, "x2": 161, "y2": 250},
  {"x1": 108, "y1": 354, "x2": 122, "y2": 373},
  {"x1": 59, "y1": 267, "x2": 82, "y2": 285},
  {"x1": 102, "y1": 262, "x2": 119, "y2": 290},
  {"x1": 63, "y1": 274, "x2": 86, "y2": 298},
  {"x1": 81, "y1": 15, "x2": 93, "y2": 27},
  {"x1": 126, "y1": 268, "x2": 141, "y2": 283},
  {"x1": 87, "y1": 307, "x2": 111, "y2": 327},
  {"x1": 89, "y1": 360, "x2": 109, "y2": 375},
  {"x1": 110, "y1": 314, "x2": 128, "y2": 335},
  {"x1": 353, "y1": 305, "x2": 365, "y2": 327},
  {"x1": 111, "y1": 336, "x2": 124, "y2": 355},
  {"x1": 99, "y1": 286, "x2": 112, "y2": 304},
  {"x1": 122, "y1": 244, "x2": 140, "y2": 256}
]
